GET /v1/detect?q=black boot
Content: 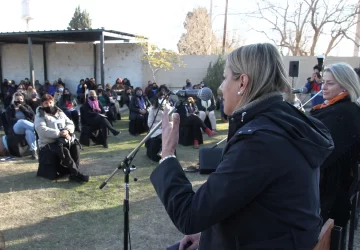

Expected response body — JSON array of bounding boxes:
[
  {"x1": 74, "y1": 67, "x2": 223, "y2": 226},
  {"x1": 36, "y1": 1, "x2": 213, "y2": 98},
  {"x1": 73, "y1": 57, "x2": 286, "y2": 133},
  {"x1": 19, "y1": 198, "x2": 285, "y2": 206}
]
[
  {"x1": 69, "y1": 172, "x2": 89, "y2": 183},
  {"x1": 74, "y1": 119, "x2": 81, "y2": 132}
]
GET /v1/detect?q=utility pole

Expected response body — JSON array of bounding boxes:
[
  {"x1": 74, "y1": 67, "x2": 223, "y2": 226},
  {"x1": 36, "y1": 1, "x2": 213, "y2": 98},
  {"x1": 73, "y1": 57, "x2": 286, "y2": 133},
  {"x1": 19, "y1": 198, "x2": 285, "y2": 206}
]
[
  {"x1": 209, "y1": 0, "x2": 213, "y2": 55},
  {"x1": 353, "y1": 0, "x2": 360, "y2": 56},
  {"x1": 222, "y1": 0, "x2": 229, "y2": 54}
]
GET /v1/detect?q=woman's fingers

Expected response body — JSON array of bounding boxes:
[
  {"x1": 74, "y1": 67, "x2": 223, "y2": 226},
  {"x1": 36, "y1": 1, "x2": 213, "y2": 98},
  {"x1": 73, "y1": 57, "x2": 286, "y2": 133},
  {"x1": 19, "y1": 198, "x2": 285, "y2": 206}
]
[
  {"x1": 172, "y1": 113, "x2": 180, "y2": 141},
  {"x1": 162, "y1": 105, "x2": 170, "y2": 129}
]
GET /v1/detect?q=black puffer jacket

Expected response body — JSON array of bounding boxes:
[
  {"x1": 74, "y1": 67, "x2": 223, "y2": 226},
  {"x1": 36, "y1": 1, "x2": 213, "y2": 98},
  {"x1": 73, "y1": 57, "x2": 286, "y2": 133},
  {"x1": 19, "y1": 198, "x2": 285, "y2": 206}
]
[
  {"x1": 5, "y1": 104, "x2": 35, "y2": 134},
  {"x1": 150, "y1": 92, "x2": 334, "y2": 250}
]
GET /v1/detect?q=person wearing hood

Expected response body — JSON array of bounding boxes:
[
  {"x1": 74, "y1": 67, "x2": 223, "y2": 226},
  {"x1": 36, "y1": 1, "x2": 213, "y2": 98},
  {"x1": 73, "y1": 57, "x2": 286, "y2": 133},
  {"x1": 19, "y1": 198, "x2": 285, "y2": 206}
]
[
  {"x1": 183, "y1": 79, "x2": 192, "y2": 90},
  {"x1": 310, "y1": 63, "x2": 360, "y2": 245},
  {"x1": 150, "y1": 43, "x2": 334, "y2": 250}
]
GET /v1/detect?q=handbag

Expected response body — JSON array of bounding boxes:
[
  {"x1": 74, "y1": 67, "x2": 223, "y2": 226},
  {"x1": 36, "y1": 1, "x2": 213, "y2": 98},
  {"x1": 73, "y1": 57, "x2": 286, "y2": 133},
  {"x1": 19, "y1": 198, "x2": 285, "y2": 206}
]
[{"x1": 55, "y1": 133, "x2": 76, "y2": 148}]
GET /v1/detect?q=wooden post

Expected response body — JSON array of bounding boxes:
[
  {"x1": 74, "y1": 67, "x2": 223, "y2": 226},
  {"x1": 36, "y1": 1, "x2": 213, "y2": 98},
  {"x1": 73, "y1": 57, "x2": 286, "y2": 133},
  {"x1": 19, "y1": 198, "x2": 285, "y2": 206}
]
[
  {"x1": 28, "y1": 36, "x2": 35, "y2": 87},
  {"x1": 93, "y1": 43, "x2": 97, "y2": 83},
  {"x1": 0, "y1": 44, "x2": 3, "y2": 89},
  {"x1": 209, "y1": 0, "x2": 213, "y2": 55},
  {"x1": 222, "y1": 0, "x2": 229, "y2": 54},
  {"x1": 43, "y1": 43, "x2": 48, "y2": 83},
  {"x1": 100, "y1": 32, "x2": 105, "y2": 88}
]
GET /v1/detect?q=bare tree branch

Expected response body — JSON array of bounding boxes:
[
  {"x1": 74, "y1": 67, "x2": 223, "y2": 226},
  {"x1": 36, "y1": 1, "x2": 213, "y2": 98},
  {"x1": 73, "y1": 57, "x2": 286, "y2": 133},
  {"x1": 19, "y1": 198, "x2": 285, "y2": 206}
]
[{"x1": 245, "y1": 0, "x2": 360, "y2": 56}]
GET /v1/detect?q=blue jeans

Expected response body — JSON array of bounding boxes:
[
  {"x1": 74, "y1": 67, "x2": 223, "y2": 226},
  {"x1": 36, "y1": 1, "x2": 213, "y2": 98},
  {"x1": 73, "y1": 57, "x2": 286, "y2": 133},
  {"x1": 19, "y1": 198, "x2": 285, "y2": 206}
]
[{"x1": 13, "y1": 119, "x2": 37, "y2": 151}]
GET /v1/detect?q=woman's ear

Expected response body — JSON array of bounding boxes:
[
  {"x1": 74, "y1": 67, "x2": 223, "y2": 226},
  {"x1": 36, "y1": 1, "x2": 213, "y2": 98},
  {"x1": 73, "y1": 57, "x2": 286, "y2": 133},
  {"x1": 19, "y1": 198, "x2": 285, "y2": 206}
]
[{"x1": 237, "y1": 74, "x2": 249, "y2": 93}]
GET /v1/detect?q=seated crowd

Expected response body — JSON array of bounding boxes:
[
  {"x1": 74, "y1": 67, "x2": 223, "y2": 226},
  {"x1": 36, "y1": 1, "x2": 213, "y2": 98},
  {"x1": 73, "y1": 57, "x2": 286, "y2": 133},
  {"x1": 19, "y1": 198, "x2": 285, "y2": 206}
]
[
  {"x1": 0, "y1": 76, "x2": 134, "y2": 183},
  {"x1": 0, "y1": 76, "x2": 218, "y2": 181}
]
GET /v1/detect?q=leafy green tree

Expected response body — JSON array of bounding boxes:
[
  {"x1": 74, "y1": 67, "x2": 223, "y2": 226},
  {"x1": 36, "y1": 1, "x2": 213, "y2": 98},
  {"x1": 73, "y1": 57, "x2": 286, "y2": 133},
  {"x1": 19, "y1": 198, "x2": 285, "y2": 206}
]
[
  {"x1": 68, "y1": 6, "x2": 92, "y2": 29},
  {"x1": 204, "y1": 55, "x2": 226, "y2": 95},
  {"x1": 138, "y1": 37, "x2": 185, "y2": 82}
]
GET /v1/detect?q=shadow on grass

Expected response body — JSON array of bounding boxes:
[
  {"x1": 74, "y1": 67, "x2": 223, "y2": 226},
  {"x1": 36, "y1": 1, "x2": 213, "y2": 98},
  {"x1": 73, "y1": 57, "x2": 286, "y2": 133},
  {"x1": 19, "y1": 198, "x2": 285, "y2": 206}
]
[
  {"x1": 0, "y1": 170, "x2": 86, "y2": 194},
  {"x1": 2, "y1": 195, "x2": 184, "y2": 250}
]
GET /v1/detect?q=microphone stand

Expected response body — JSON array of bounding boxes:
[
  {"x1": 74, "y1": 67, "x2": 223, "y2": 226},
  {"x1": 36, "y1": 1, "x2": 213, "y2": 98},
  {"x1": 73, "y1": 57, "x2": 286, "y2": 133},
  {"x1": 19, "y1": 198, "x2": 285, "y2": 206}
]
[
  {"x1": 99, "y1": 106, "x2": 177, "y2": 250},
  {"x1": 211, "y1": 137, "x2": 228, "y2": 149},
  {"x1": 300, "y1": 89, "x2": 323, "y2": 108}
]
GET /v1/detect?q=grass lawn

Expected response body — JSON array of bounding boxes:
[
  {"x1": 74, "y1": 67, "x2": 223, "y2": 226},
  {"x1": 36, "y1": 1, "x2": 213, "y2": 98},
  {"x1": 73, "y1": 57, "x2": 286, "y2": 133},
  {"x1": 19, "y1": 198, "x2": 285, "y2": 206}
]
[{"x1": 0, "y1": 110, "x2": 228, "y2": 250}]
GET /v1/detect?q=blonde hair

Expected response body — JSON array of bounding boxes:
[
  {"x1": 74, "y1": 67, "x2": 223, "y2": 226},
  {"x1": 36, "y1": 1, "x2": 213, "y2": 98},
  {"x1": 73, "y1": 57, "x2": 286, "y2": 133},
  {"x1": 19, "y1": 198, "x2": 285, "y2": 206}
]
[
  {"x1": 227, "y1": 43, "x2": 291, "y2": 110},
  {"x1": 11, "y1": 92, "x2": 24, "y2": 105},
  {"x1": 324, "y1": 63, "x2": 360, "y2": 104},
  {"x1": 88, "y1": 90, "x2": 97, "y2": 96}
]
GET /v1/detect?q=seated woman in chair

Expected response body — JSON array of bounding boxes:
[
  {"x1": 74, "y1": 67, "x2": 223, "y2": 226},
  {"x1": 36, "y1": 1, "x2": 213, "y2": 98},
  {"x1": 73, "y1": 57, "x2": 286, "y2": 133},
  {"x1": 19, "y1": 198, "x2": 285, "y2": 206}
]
[
  {"x1": 196, "y1": 93, "x2": 217, "y2": 132},
  {"x1": 177, "y1": 97, "x2": 214, "y2": 149},
  {"x1": 96, "y1": 85, "x2": 116, "y2": 124},
  {"x1": 147, "y1": 92, "x2": 171, "y2": 158},
  {"x1": 121, "y1": 87, "x2": 132, "y2": 108},
  {"x1": 35, "y1": 94, "x2": 89, "y2": 183},
  {"x1": 105, "y1": 83, "x2": 121, "y2": 120},
  {"x1": 129, "y1": 87, "x2": 151, "y2": 136},
  {"x1": 80, "y1": 90, "x2": 121, "y2": 148},
  {"x1": 57, "y1": 88, "x2": 81, "y2": 132},
  {"x1": 5, "y1": 92, "x2": 38, "y2": 159},
  {"x1": 25, "y1": 88, "x2": 41, "y2": 113}
]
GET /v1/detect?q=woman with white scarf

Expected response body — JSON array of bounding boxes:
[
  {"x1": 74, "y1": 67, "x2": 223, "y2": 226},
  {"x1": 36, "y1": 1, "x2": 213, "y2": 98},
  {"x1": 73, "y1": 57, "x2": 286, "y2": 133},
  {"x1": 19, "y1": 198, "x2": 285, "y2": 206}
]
[{"x1": 196, "y1": 94, "x2": 217, "y2": 132}]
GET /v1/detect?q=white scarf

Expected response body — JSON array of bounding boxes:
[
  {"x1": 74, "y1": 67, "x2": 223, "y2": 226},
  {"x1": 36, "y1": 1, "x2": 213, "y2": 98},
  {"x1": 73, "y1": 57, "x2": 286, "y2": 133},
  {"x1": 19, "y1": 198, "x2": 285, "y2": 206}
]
[{"x1": 201, "y1": 100, "x2": 211, "y2": 110}]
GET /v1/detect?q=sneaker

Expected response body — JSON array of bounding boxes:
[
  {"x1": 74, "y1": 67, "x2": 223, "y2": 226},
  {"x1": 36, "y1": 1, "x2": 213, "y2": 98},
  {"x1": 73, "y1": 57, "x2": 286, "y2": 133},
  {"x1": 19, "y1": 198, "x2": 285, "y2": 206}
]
[
  {"x1": 69, "y1": 173, "x2": 89, "y2": 183},
  {"x1": 31, "y1": 150, "x2": 38, "y2": 160},
  {"x1": 112, "y1": 130, "x2": 121, "y2": 136},
  {"x1": 205, "y1": 128, "x2": 215, "y2": 137}
]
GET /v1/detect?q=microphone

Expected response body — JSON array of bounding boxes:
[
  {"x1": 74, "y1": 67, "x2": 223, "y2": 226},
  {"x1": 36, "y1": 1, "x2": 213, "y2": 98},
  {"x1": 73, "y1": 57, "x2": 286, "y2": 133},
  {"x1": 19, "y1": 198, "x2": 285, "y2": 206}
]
[
  {"x1": 292, "y1": 88, "x2": 304, "y2": 94},
  {"x1": 170, "y1": 87, "x2": 213, "y2": 101}
]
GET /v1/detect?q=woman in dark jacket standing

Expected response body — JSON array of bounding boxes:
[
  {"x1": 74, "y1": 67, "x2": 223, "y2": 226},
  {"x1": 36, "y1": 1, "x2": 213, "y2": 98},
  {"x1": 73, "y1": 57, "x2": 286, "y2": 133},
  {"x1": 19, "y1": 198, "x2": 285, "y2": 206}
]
[
  {"x1": 150, "y1": 43, "x2": 334, "y2": 250},
  {"x1": 310, "y1": 63, "x2": 360, "y2": 241},
  {"x1": 5, "y1": 92, "x2": 37, "y2": 159}
]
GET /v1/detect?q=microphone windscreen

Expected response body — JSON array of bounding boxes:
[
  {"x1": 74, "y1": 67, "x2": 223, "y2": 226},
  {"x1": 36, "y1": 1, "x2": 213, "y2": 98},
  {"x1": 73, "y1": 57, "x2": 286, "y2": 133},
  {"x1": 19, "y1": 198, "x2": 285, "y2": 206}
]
[{"x1": 198, "y1": 87, "x2": 213, "y2": 101}]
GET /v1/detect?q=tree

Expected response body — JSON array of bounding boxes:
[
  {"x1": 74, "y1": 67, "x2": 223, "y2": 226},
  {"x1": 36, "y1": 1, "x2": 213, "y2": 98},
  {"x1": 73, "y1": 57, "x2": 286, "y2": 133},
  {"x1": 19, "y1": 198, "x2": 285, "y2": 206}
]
[
  {"x1": 203, "y1": 55, "x2": 226, "y2": 95},
  {"x1": 246, "y1": 0, "x2": 360, "y2": 56},
  {"x1": 177, "y1": 7, "x2": 243, "y2": 55},
  {"x1": 177, "y1": 7, "x2": 216, "y2": 55},
  {"x1": 68, "y1": 5, "x2": 92, "y2": 29},
  {"x1": 137, "y1": 37, "x2": 185, "y2": 82}
]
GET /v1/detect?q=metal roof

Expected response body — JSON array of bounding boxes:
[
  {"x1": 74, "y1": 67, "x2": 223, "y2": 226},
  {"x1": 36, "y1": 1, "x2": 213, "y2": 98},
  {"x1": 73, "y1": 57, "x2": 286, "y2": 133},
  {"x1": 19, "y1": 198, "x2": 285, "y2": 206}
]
[{"x1": 0, "y1": 28, "x2": 145, "y2": 44}]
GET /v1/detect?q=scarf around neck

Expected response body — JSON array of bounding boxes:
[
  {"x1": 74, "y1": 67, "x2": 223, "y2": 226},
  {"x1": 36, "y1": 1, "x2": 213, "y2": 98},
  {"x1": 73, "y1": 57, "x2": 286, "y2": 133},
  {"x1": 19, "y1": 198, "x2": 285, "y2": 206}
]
[
  {"x1": 137, "y1": 97, "x2": 145, "y2": 110},
  {"x1": 88, "y1": 99, "x2": 101, "y2": 112},
  {"x1": 312, "y1": 92, "x2": 348, "y2": 111}
]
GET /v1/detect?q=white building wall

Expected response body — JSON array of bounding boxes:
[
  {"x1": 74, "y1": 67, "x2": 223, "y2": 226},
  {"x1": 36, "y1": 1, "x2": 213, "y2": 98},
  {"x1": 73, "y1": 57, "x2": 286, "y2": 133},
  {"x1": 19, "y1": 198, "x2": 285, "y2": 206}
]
[
  {"x1": 95, "y1": 43, "x2": 144, "y2": 89},
  {"x1": 1, "y1": 44, "x2": 44, "y2": 84},
  {"x1": 1, "y1": 43, "x2": 144, "y2": 94}
]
